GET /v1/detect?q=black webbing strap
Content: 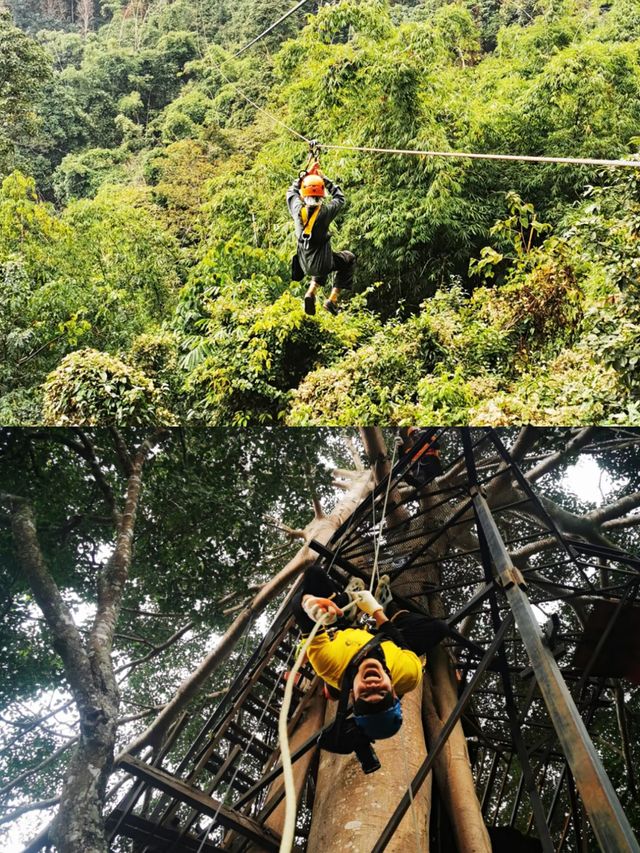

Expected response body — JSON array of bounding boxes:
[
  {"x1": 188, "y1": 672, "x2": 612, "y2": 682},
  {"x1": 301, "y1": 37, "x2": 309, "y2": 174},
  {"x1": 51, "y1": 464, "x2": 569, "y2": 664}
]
[{"x1": 317, "y1": 634, "x2": 385, "y2": 773}]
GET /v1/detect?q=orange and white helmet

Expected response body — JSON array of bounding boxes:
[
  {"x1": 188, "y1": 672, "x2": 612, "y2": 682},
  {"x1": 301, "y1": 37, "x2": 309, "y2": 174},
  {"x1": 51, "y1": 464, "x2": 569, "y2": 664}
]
[{"x1": 301, "y1": 173, "x2": 325, "y2": 199}]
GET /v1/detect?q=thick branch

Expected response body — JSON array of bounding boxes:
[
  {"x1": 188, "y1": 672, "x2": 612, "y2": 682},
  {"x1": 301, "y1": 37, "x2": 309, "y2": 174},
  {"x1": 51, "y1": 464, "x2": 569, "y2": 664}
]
[
  {"x1": 586, "y1": 491, "x2": 640, "y2": 526},
  {"x1": 343, "y1": 434, "x2": 364, "y2": 470},
  {"x1": 359, "y1": 427, "x2": 408, "y2": 524},
  {"x1": 0, "y1": 798, "x2": 59, "y2": 825},
  {"x1": 76, "y1": 431, "x2": 120, "y2": 524},
  {"x1": 91, "y1": 436, "x2": 157, "y2": 667},
  {"x1": 526, "y1": 428, "x2": 595, "y2": 483},
  {"x1": 0, "y1": 736, "x2": 79, "y2": 798},
  {"x1": 2, "y1": 495, "x2": 93, "y2": 708},
  {"x1": 107, "y1": 428, "x2": 134, "y2": 477}
]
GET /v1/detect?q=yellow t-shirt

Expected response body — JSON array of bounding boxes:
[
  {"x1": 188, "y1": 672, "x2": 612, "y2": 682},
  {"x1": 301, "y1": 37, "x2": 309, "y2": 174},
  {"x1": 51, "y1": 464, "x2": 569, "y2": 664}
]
[{"x1": 306, "y1": 627, "x2": 423, "y2": 696}]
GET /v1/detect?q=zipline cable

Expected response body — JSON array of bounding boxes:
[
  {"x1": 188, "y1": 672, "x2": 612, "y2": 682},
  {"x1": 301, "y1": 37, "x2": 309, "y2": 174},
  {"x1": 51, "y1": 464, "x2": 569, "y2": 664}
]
[
  {"x1": 234, "y1": 0, "x2": 313, "y2": 57},
  {"x1": 320, "y1": 142, "x2": 640, "y2": 169},
  {"x1": 193, "y1": 0, "x2": 311, "y2": 143},
  {"x1": 213, "y1": 59, "x2": 310, "y2": 142}
]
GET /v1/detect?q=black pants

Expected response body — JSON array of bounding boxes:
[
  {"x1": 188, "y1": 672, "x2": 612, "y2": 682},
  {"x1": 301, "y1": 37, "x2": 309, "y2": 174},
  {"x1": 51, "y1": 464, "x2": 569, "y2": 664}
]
[
  {"x1": 312, "y1": 250, "x2": 356, "y2": 290},
  {"x1": 387, "y1": 606, "x2": 451, "y2": 655},
  {"x1": 404, "y1": 455, "x2": 443, "y2": 489},
  {"x1": 292, "y1": 566, "x2": 449, "y2": 653}
]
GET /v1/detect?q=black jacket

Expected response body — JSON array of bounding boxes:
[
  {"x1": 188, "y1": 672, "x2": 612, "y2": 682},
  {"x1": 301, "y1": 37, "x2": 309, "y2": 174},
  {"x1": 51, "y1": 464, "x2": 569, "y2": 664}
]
[{"x1": 286, "y1": 176, "x2": 345, "y2": 277}]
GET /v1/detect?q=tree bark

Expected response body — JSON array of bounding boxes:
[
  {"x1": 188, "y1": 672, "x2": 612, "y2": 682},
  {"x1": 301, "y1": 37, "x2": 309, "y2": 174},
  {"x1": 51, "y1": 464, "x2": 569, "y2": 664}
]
[
  {"x1": 307, "y1": 678, "x2": 431, "y2": 852},
  {"x1": 262, "y1": 683, "x2": 327, "y2": 837},
  {"x1": 423, "y1": 648, "x2": 491, "y2": 852},
  {"x1": 357, "y1": 428, "x2": 492, "y2": 853},
  {"x1": 2, "y1": 435, "x2": 155, "y2": 853}
]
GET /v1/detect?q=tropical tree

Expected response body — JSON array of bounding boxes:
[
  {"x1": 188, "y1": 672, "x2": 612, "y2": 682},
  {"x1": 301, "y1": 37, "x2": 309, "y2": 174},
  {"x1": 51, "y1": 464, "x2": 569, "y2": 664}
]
[{"x1": 0, "y1": 11, "x2": 52, "y2": 176}]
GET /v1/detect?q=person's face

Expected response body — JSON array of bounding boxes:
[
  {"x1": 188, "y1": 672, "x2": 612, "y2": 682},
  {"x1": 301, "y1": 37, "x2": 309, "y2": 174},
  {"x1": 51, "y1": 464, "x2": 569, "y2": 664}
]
[{"x1": 352, "y1": 658, "x2": 394, "y2": 704}]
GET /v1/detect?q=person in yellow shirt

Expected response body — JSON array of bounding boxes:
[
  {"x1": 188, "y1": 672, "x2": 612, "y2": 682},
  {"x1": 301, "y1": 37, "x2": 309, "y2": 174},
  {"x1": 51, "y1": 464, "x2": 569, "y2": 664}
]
[{"x1": 292, "y1": 566, "x2": 431, "y2": 740}]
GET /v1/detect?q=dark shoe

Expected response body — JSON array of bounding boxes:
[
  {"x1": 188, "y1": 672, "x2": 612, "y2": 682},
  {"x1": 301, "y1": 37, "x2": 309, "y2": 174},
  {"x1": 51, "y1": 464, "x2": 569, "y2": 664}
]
[
  {"x1": 323, "y1": 299, "x2": 339, "y2": 315},
  {"x1": 304, "y1": 293, "x2": 316, "y2": 315}
]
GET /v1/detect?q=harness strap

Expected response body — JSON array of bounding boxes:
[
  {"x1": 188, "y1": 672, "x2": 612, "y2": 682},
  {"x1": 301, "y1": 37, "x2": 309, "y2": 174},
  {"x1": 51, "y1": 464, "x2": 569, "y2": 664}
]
[
  {"x1": 317, "y1": 633, "x2": 386, "y2": 771},
  {"x1": 412, "y1": 433, "x2": 440, "y2": 461},
  {"x1": 300, "y1": 204, "x2": 321, "y2": 239}
]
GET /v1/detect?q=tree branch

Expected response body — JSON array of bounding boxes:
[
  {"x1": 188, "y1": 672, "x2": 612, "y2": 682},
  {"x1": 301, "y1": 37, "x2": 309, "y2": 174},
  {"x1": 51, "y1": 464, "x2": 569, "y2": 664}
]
[
  {"x1": 586, "y1": 491, "x2": 640, "y2": 526},
  {"x1": 0, "y1": 798, "x2": 59, "y2": 825},
  {"x1": 526, "y1": 428, "x2": 596, "y2": 483},
  {"x1": 91, "y1": 435, "x2": 158, "y2": 669},
  {"x1": 0, "y1": 736, "x2": 79, "y2": 799},
  {"x1": 113, "y1": 621, "x2": 195, "y2": 677},
  {"x1": 107, "y1": 428, "x2": 134, "y2": 478},
  {"x1": 120, "y1": 470, "x2": 373, "y2": 756},
  {"x1": 1, "y1": 494, "x2": 93, "y2": 709},
  {"x1": 73, "y1": 430, "x2": 121, "y2": 524}
]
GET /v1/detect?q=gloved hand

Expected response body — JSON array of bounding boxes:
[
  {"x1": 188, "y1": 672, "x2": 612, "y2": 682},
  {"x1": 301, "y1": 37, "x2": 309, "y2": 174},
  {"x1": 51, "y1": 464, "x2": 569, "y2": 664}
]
[
  {"x1": 353, "y1": 590, "x2": 383, "y2": 616},
  {"x1": 302, "y1": 595, "x2": 343, "y2": 625}
]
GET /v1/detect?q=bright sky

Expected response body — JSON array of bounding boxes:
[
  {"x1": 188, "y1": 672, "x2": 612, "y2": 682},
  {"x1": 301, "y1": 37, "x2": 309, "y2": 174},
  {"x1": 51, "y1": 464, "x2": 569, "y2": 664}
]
[{"x1": 561, "y1": 455, "x2": 623, "y2": 504}]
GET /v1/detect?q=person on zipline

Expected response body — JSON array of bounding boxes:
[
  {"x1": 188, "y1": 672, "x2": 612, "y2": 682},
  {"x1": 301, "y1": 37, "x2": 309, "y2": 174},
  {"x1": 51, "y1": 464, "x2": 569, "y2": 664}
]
[
  {"x1": 287, "y1": 164, "x2": 355, "y2": 316},
  {"x1": 292, "y1": 565, "x2": 463, "y2": 740}
]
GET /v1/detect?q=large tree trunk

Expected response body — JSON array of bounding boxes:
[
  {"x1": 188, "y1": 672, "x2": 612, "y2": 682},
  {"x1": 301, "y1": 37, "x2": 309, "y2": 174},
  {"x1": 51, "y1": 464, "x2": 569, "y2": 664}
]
[
  {"x1": 307, "y1": 680, "x2": 431, "y2": 852},
  {"x1": 357, "y1": 428, "x2": 491, "y2": 853},
  {"x1": 2, "y1": 435, "x2": 155, "y2": 853},
  {"x1": 423, "y1": 648, "x2": 491, "y2": 852}
]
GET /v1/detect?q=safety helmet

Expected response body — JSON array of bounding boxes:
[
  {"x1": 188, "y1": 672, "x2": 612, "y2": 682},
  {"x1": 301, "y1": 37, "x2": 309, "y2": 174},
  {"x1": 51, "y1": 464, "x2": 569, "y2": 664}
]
[
  {"x1": 301, "y1": 173, "x2": 326, "y2": 198},
  {"x1": 353, "y1": 695, "x2": 403, "y2": 740}
]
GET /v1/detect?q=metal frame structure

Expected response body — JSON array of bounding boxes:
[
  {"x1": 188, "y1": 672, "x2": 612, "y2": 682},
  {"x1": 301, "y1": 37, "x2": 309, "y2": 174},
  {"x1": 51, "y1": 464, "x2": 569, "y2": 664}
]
[{"x1": 24, "y1": 428, "x2": 640, "y2": 852}]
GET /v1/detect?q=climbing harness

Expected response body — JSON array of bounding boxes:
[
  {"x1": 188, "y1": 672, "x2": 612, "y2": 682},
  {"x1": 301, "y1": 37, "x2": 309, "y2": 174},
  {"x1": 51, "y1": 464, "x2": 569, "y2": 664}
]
[
  {"x1": 316, "y1": 633, "x2": 389, "y2": 769},
  {"x1": 299, "y1": 204, "x2": 322, "y2": 246}
]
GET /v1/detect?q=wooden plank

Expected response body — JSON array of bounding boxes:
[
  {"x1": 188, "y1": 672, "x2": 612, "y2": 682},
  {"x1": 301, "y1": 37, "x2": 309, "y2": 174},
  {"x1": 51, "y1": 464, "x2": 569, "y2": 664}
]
[
  {"x1": 119, "y1": 755, "x2": 281, "y2": 852},
  {"x1": 106, "y1": 810, "x2": 223, "y2": 852}
]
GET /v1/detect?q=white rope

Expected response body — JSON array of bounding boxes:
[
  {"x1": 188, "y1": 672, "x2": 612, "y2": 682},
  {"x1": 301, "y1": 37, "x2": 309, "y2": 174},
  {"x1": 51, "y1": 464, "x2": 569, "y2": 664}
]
[
  {"x1": 278, "y1": 600, "x2": 359, "y2": 853},
  {"x1": 321, "y1": 142, "x2": 640, "y2": 169},
  {"x1": 197, "y1": 639, "x2": 297, "y2": 852}
]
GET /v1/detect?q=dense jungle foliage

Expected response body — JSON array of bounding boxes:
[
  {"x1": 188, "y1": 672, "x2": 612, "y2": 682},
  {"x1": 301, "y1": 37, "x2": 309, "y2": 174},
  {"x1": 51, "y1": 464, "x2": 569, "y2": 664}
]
[{"x1": 1, "y1": 0, "x2": 640, "y2": 425}]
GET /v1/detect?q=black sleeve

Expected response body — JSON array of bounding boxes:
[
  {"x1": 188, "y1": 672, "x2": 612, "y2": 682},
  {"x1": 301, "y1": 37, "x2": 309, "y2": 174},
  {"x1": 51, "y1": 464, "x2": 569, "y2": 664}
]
[{"x1": 377, "y1": 619, "x2": 410, "y2": 649}]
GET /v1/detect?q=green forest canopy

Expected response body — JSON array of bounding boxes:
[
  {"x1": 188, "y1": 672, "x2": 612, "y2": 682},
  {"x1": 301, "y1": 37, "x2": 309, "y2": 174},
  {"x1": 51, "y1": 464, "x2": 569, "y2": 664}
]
[{"x1": 1, "y1": 0, "x2": 640, "y2": 425}]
